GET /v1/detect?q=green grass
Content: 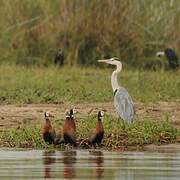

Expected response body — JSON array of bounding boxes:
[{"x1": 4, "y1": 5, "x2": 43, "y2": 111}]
[
  {"x1": 0, "y1": 65, "x2": 179, "y2": 104},
  {"x1": 0, "y1": 115, "x2": 177, "y2": 150},
  {"x1": 0, "y1": 126, "x2": 43, "y2": 149}
]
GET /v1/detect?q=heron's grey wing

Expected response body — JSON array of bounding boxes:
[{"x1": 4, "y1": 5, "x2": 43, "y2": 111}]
[{"x1": 114, "y1": 88, "x2": 134, "y2": 123}]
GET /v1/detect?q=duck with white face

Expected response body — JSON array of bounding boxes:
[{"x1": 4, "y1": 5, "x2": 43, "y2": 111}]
[
  {"x1": 98, "y1": 57, "x2": 134, "y2": 123},
  {"x1": 88, "y1": 110, "x2": 105, "y2": 147},
  {"x1": 69, "y1": 108, "x2": 77, "y2": 119},
  {"x1": 62, "y1": 108, "x2": 77, "y2": 147},
  {"x1": 42, "y1": 111, "x2": 56, "y2": 144}
]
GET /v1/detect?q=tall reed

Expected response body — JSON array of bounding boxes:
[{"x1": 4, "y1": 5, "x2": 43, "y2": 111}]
[{"x1": 0, "y1": 0, "x2": 179, "y2": 67}]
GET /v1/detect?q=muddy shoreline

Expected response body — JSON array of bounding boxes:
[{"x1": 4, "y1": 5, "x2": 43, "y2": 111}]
[{"x1": 0, "y1": 101, "x2": 179, "y2": 128}]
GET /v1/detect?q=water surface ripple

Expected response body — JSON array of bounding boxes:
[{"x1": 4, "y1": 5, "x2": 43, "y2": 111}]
[{"x1": 0, "y1": 149, "x2": 179, "y2": 179}]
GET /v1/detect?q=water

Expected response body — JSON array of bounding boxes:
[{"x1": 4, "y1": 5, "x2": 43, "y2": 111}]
[{"x1": 0, "y1": 149, "x2": 180, "y2": 179}]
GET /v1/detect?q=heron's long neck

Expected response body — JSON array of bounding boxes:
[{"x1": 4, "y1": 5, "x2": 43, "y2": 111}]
[{"x1": 111, "y1": 65, "x2": 122, "y2": 92}]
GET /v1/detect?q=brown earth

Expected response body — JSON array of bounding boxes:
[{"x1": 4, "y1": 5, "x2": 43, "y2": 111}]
[{"x1": 0, "y1": 101, "x2": 179, "y2": 129}]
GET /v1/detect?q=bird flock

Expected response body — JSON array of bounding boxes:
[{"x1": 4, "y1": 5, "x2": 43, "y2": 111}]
[
  {"x1": 42, "y1": 109, "x2": 104, "y2": 148},
  {"x1": 42, "y1": 48, "x2": 180, "y2": 148}
]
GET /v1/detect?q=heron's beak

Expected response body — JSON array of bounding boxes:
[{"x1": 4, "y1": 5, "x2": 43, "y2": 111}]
[{"x1": 97, "y1": 59, "x2": 110, "y2": 64}]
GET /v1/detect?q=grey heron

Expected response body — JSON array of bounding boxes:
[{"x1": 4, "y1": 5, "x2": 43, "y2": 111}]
[
  {"x1": 98, "y1": 57, "x2": 134, "y2": 123},
  {"x1": 156, "y1": 48, "x2": 179, "y2": 70}
]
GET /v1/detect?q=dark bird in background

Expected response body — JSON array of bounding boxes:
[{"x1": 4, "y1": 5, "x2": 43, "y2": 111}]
[
  {"x1": 156, "y1": 48, "x2": 179, "y2": 70},
  {"x1": 88, "y1": 111, "x2": 105, "y2": 147},
  {"x1": 42, "y1": 111, "x2": 56, "y2": 144},
  {"x1": 63, "y1": 109, "x2": 77, "y2": 147},
  {"x1": 54, "y1": 49, "x2": 64, "y2": 67}
]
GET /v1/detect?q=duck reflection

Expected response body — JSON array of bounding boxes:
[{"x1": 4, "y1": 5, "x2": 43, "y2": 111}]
[
  {"x1": 89, "y1": 151, "x2": 104, "y2": 179},
  {"x1": 62, "y1": 151, "x2": 77, "y2": 179},
  {"x1": 43, "y1": 150, "x2": 56, "y2": 179}
]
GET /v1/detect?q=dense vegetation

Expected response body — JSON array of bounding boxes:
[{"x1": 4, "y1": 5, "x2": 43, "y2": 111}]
[{"x1": 0, "y1": 0, "x2": 179, "y2": 67}]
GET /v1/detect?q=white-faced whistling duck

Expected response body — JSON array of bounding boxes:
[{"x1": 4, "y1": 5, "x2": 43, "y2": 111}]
[
  {"x1": 63, "y1": 109, "x2": 77, "y2": 147},
  {"x1": 42, "y1": 111, "x2": 56, "y2": 145},
  {"x1": 88, "y1": 111, "x2": 104, "y2": 147}
]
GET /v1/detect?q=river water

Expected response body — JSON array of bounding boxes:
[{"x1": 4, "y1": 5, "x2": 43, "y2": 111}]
[{"x1": 0, "y1": 148, "x2": 179, "y2": 179}]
